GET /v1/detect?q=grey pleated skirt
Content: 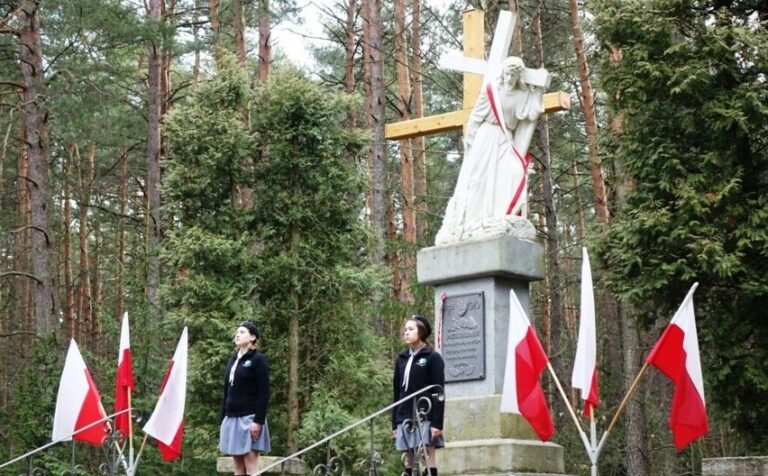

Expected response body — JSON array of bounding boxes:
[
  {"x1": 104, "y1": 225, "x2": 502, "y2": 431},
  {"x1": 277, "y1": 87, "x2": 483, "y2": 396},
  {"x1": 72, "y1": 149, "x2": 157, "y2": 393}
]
[
  {"x1": 219, "y1": 415, "x2": 271, "y2": 455},
  {"x1": 394, "y1": 420, "x2": 445, "y2": 451}
]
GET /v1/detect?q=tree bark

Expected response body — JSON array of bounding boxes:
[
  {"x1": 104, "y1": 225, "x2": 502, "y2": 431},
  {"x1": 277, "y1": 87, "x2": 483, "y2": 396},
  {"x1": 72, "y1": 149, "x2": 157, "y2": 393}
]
[
  {"x1": 209, "y1": 0, "x2": 220, "y2": 63},
  {"x1": 77, "y1": 144, "x2": 94, "y2": 344},
  {"x1": 287, "y1": 227, "x2": 300, "y2": 453},
  {"x1": 410, "y1": 0, "x2": 427, "y2": 242},
  {"x1": 116, "y1": 149, "x2": 128, "y2": 322},
  {"x1": 63, "y1": 145, "x2": 75, "y2": 339},
  {"x1": 394, "y1": 0, "x2": 414, "y2": 302},
  {"x1": 233, "y1": 0, "x2": 247, "y2": 64},
  {"x1": 605, "y1": 42, "x2": 647, "y2": 475},
  {"x1": 17, "y1": 0, "x2": 57, "y2": 335},
  {"x1": 362, "y1": 0, "x2": 387, "y2": 264},
  {"x1": 361, "y1": 0, "x2": 373, "y2": 217},
  {"x1": 343, "y1": 0, "x2": 358, "y2": 129},
  {"x1": 532, "y1": 0, "x2": 566, "y2": 413},
  {"x1": 15, "y1": 120, "x2": 32, "y2": 334},
  {"x1": 147, "y1": 0, "x2": 163, "y2": 317},
  {"x1": 567, "y1": 0, "x2": 609, "y2": 224},
  {"x1": 621, "y1": 306, "x2": 650, "y2": 475},
  {"x1": 92, "y1": 219, "x2": 103, "y2": 354},
  {"x1": 258, "y1": 0, "x2": 271, "y2": 81}
]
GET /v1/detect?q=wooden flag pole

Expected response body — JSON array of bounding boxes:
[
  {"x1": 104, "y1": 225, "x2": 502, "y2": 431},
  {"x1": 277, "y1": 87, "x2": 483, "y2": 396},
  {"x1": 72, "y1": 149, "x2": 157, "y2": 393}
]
[
  {"x1": 595, "y1": 361, "x2": 651, "y2": 458},
  {"x1": 546, "y1": 362, "x2": 592, "y2": 455},
  {"x1": 589, "y1": 405, "x2": 598, "y2": 476},
  {"x1": 128, "y1": 393, "x2": 134, "y2": 468}
]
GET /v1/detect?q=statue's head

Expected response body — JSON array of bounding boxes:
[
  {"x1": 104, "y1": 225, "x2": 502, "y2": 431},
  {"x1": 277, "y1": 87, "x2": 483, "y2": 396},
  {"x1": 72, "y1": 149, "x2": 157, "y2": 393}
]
[{"x1": 500, "y1": 56, "x2": 525, "y2": 87}]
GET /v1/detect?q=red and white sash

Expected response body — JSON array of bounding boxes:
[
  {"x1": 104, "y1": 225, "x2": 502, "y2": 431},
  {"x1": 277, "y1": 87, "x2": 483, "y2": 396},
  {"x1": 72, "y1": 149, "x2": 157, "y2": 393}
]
[{"x1": 485, "y1": 82, "x2": 531, "y2": 217}]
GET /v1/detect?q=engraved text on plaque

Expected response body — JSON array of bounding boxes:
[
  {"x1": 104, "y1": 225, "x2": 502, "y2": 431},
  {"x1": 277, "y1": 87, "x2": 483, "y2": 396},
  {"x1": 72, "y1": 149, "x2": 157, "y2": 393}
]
[{"x1": 442, "y1": 292, "x2": 485, "y2": 382}]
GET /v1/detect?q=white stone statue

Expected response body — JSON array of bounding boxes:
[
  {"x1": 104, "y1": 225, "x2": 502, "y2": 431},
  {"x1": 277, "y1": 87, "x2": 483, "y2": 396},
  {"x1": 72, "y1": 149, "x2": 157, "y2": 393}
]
[{"x1": 435, "y1": 56, "x2": 549, "y2": 245}]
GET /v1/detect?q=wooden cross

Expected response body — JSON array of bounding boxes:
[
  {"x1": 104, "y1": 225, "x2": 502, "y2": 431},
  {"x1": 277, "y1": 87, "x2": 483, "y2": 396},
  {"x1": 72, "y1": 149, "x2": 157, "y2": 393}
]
[{"x1": 385, "y1": 9, "x2": 570, "y2": 141}]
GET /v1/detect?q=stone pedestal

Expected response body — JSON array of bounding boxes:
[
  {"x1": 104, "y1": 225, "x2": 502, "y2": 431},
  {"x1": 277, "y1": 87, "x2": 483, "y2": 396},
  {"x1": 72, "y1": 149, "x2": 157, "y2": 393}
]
[
  {"x1": 417, "y1": 234, "x2": 568, "y2": 476},
  {"x1": 702, "y1": 456, "x2": 768, "y2": 476},
  {"x1": 216, "y1": 456, "x2": 306, "y2": 475}
]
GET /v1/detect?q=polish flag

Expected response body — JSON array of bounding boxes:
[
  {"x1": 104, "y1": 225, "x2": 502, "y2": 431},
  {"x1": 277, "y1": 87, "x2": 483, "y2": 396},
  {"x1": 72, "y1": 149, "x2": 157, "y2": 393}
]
[
  {"x1": 500, "y1": 290, "x2": 555, "y2": 442},
  {"x1": 114, "y1": 312, "x2": 135, "y2": 437},
  {"x1": 143, "y1": 327, "x2": 188, "y2": 461},
  {"x1": 646, "y1": 283, "x2": 709, "y2": 451},
  {"x1": 571, "y1": 247, "x2": 599, "y2": 417},
  {"x1": 52, "y1": 340, "x2": 109, "y2": 445}
]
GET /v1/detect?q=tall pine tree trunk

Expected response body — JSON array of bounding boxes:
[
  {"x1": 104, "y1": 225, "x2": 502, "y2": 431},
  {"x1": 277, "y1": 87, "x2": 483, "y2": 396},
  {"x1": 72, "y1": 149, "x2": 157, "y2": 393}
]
[
  {"x1": 343, "y1": 0, "x2": 357, "y2": 127},
  {"x1": 63, "y1": 146, "x2": 75, "y2": 339},
  {"x1": 92, "y1": 220, "x2": 103, "y2": 354},
  {"x1": 363, "y1": 0, "x2": 387, "y2": 264},
  {"x1": 209, "y1": 0, "x2": 220, "y2": 63},
  {"x1": 15, "y1": 121, "x2": 32, "y2": 334},
  {"x1": 394, "y1": 0, "x2": 414, "y2": 302},
  {"x1": 532, "y1": 0, "x2": 566, "y2": 411},
  {"x1": 77, "y1": 144, "x2": 94, "y2": 345},
  {"x1": 287, "y1": 227, "x2": 301, "y2": 452},
  {"x1": 17, "y1": 0, "x2": 56, "y2": 335},
  {"x1": 147, "y1": 0, "x2": 163, "y2": 317},
  {"x1": 233, "y1": 0, "x2": 247, "y2": 64},
  {"x1": 567, "y1": 0, "x2": 609, "y2": 223},
  {"x1": 258, "y1": 0, "x2": 271, "y2": 81},
  {"x1": 116, "y1": 149, "x2": 128, "y2": 320},
  {"x1": 606, "y1": 43, "x2": 649, "y2": 476},
  {"x1": 410, "y1": 0, "x2": 427, "y2": 242}
]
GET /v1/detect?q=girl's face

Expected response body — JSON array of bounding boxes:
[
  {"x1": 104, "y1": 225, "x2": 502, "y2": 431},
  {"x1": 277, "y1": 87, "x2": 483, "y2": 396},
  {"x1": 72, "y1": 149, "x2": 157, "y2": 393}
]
[
  {"x1": 403, "y1": 320, "x2": 422, "y2": 346},
  {"x1": 234, "y1": 326, "x2": 254, "y2": 347}
]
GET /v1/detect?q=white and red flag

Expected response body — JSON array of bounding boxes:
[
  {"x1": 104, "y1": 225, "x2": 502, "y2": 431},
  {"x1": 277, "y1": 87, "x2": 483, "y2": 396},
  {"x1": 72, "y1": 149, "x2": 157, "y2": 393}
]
[
  {"x1": 571, "y1": 247, "x2": 599, "y2": 417},
  {"x1": 114, "y1": 312, "x2": 135, "y2": 437},
  {"x1": 143, "y1": 327, "x2": 188, "y2": 461},
  {"x1": 52, "y1": 340, "x2": 109, "y2": 445},
  {"x1": 646, "y1": 283, "x2": 709, "y2": 451},
  {"x1": 500, "y1": 290, "x2": 555, "y2": 441}
]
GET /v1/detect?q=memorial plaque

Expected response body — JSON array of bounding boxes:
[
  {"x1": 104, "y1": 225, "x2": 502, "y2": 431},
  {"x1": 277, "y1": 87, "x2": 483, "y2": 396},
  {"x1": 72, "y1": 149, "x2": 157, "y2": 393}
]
[{"x1": 442, "y1": 292, "x2": 485, "y2": 382}]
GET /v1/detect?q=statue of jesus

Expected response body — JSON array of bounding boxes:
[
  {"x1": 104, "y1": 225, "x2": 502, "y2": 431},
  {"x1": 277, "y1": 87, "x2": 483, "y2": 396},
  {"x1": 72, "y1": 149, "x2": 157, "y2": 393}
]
[{"x1": 435, "y1": 56, "x2": 548, "y2": 245}]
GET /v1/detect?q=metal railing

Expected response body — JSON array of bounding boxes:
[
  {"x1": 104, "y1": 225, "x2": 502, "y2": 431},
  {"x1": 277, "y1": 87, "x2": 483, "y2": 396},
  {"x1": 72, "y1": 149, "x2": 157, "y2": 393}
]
[
  {"x1": 256, "y1": 384, "x2": 444, "y2": 476},
  {"x1": 0, "y1": 410, "x2": 131, "y2": 476}
]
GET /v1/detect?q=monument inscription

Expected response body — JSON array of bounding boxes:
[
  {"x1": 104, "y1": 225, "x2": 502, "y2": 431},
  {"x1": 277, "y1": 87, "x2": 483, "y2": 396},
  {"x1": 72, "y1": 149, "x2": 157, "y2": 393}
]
[{"x1": 442, "y1": 292, "x2": 485, "y2": 382}]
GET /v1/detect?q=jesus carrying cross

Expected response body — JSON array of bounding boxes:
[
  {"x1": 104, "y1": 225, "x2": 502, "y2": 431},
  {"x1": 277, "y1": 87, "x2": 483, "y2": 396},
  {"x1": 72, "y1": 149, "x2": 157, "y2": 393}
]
[{"x1": 435, "y1": 53, "x2": 550, "y2": 245}]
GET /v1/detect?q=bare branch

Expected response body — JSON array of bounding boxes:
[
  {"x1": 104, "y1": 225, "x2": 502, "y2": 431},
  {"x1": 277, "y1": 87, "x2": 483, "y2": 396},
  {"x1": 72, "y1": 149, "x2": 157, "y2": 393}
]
[{"x1": 0, "y1": 271, "x2": 44, "y2": 285}]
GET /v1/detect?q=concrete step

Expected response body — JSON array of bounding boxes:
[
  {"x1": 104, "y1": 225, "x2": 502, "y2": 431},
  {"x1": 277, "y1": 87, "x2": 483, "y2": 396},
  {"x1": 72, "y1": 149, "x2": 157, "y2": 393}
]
[{"x1": 216, "y1": 456, "x2": 306, "y2": 474}]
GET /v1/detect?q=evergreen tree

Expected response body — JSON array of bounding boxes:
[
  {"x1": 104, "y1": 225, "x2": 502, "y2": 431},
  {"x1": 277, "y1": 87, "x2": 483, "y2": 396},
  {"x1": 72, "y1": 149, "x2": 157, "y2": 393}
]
[
  {"x1": 160, "y1": 60, "x2": 389, "y2": 469},
  {"x1": 596, "y1": 0, "x2": 768, "y2": 455}
]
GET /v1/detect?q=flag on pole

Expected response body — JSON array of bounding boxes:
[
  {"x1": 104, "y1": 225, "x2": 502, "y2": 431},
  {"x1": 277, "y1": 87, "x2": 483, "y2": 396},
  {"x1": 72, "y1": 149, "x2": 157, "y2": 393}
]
[
  {"x1": 52, "y1": 340, "x2": 108, "y2": 445},
  {"x1": 500, "y1": 290, "x2": 555, "y2": 441},
  {"x1": 143, "y1": 327, "x2": 188, "y2": 461},
  {"x1": 571, "y1": 247, "x2": 599, "y2": 417},
  {"x1": 646, "y1": 283, "x2": 709, "y2": 451},
  {"x1": 114, "y1": 312, "x2": 135, "y2": 437}
]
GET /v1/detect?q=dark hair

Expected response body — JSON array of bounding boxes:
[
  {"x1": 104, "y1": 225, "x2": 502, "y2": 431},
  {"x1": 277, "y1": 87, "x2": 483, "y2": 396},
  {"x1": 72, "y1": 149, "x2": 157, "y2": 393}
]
[
  {"x1": 239, "y1": 321, "x2": 260, "y2": 341},
  {"x1": 409, "y1": 315, "x2": 432, "y2": 341}
]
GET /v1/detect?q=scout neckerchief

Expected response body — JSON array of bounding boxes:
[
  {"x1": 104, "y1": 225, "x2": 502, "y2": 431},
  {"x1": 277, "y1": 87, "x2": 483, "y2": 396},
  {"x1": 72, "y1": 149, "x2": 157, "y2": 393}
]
[
  {"x1": 485, "y1": 81, "x2": 532, "y2": 217},
  {"x1": 229, "y1": 348, "x2": 247, "y2": 385},
  {"x1": 402, "y1": 343, "x2": 426, "y2": 392}
]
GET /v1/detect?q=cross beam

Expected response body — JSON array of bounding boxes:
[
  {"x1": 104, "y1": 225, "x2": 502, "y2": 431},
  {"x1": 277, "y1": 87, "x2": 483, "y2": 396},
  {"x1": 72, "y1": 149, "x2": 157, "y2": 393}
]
[{"x1": 385, "y1": 9, "x2": 570, "y2": 141}]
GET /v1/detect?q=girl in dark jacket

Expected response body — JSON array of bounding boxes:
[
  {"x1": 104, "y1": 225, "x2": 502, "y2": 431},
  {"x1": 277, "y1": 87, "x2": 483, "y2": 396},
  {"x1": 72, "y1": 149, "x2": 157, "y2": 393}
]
[
  {"x1": 392, "y1": 315, "x2": 445, "y2": 476},
  {"x1": 219, "y1": 322, "x2": 270, "y2": 476}
]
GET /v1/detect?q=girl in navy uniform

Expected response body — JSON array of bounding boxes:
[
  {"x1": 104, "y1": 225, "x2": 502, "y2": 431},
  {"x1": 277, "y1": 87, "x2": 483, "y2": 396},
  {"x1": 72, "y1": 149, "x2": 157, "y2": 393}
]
[
  {"x1": 219, "y1": 322, "x2": 271, "y2": 476},
  {"x1": 392, "y1": 315, "x2": 445, "y2": 476}
]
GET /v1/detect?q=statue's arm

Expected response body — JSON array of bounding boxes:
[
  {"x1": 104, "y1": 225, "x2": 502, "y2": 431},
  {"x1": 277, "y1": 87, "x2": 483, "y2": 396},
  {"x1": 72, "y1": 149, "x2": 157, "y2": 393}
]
[{"x1": 464, "y1": 86, "x2": 491, "y2": 147}]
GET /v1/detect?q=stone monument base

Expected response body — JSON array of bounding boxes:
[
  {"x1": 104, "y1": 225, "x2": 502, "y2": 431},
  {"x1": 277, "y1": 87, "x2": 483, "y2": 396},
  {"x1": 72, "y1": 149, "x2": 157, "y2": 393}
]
[{"x1": 437, "y1": 395, "x2": 568, "y2": 475}]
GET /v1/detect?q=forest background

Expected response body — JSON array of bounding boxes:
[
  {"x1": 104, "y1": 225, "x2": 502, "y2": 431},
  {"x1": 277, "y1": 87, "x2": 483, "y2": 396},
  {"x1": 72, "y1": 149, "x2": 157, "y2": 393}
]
[{"x1": 0, "y1": 0, "x2": 766, "y2": 474}]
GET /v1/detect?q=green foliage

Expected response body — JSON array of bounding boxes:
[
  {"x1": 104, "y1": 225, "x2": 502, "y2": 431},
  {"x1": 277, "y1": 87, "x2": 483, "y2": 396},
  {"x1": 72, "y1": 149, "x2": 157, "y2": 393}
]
[
  {"x1": 595, "y1": 0, "x2": 768, "y2": 454},
  {"x1": 158, "y1": 60, "x2": 393, "y2": 472}
]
